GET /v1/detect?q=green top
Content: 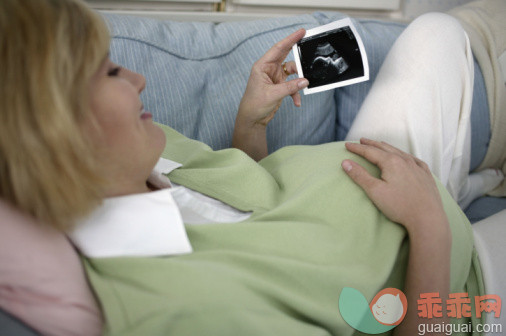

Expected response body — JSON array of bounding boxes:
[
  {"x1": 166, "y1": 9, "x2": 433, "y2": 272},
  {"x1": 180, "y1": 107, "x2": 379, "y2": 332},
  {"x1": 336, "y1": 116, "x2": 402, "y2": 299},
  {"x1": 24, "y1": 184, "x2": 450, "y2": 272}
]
[{"x1": 83, "y1": 124, "x2": 484, "y2": 336}]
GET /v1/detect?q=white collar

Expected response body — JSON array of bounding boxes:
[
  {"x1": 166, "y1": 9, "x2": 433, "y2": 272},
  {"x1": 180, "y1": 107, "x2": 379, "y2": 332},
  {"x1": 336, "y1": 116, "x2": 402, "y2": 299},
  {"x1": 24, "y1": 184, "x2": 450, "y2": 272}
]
[
  {"x1": 147, "y1": 157, "x2": 182, "y2": 188},
  {"x1": 68, "y1": 158, "x2": 192, "y2": 258}
]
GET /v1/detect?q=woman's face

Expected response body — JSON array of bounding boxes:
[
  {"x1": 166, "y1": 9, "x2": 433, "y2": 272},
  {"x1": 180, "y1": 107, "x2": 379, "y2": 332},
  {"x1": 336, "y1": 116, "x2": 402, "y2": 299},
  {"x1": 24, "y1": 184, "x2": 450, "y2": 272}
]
[{"x1": 86, "y1": 57, "x2": 166, "y2": 196}]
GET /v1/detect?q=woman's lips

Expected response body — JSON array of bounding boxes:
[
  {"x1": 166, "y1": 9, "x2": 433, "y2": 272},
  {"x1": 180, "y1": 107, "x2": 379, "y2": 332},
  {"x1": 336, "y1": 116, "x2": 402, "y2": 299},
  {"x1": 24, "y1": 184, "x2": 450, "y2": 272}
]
[{"x1": 140, "y1": 109, "x2": 152, "y2": 120}]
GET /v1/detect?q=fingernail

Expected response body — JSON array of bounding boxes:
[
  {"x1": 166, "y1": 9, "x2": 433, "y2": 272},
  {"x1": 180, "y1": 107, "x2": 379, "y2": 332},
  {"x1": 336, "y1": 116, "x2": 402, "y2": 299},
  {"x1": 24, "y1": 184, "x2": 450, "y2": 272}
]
[
  {"x1": 298, "y1": 79, "x2": 309, "y2": 88},
  {"x1": 342, "y1": 160, "x2": 352, "y2": 172}
]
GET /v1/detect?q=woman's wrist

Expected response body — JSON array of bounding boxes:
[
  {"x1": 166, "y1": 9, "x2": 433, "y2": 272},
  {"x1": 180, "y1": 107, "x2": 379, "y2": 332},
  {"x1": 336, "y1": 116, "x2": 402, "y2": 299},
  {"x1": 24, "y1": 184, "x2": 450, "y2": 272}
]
[
  {"x1": 232, "y1": 116, "x2": 268, "y2": 161},
  {"x1": 404, "y1": 209, "x2": 451, "y2": 242},
  {"x1": 394, "y1": 212, "x2": 451, "y2": 336}
]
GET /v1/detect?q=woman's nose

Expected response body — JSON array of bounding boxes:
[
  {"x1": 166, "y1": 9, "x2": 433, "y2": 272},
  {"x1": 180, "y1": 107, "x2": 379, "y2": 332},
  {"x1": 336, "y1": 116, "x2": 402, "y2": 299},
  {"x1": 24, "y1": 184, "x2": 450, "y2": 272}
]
[{"x1": 123, "y1": 68, "x2": 146, "y2": 93}]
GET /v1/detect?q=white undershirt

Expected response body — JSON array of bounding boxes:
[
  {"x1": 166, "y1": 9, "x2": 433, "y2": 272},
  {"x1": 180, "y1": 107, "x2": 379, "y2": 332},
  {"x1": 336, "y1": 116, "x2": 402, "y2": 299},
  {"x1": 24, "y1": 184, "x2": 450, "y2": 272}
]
[{"x1": 68, "y1": 158, "x2": 251, "y2": 258}]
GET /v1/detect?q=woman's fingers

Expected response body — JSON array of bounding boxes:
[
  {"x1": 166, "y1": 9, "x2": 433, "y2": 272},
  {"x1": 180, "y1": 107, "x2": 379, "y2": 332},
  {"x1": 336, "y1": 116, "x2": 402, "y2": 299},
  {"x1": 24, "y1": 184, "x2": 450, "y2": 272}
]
[
  {"x1": 359, "y1": 138, "x2": 431, "y2": 172},
  {"x1": 282, "y1": 61, "x2": 304, "y2": 106},
  {"x1": 270, "y1": 78, "x2": 309, "y2": 102},
  {"x1": 237, "y1": 29, "x2": 307, "y2": 127},
  {"x1": 344, "y1": 140, "x2": 392, "y2": 167},
  {"x1": 359, "y1": 138, "x2": 410, "y2": 158},
  {"x1": 262, "y1": 29, "x2": 306, "y2": 63},
  {"x1": 343, "y1": 138, "x2": 443, "y2": 228},
  {"x1": 342, "y1": 159, "x2": 382, "y2": 195},
  {"x1": 291, "y1": 91, "x2": 302, "y2": 107},
  {"x1": 351, "y1": 138, "x2": 430, "y2": 170},
  {"x1": 283, "y1": 61, "x2": 298, "y2": 76}
]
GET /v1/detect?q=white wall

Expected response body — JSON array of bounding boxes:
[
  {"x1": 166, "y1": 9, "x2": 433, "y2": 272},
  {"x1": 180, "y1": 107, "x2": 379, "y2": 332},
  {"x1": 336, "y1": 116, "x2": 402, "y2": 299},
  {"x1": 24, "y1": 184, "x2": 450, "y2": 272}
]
[
  {"x1": 402, "y1": 0, "x2": 476, "y2": 20},
  {"x1": 88, "y1": 0, "x2": 478, "y2": 22}
]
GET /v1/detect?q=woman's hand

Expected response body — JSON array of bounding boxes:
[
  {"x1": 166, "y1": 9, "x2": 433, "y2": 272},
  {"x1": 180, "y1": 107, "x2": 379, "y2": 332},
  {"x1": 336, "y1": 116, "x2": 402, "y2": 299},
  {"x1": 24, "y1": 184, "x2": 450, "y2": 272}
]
[
  {"x1": 233, "y1": 29, "x2": 309, "y2": 161},
  {"x1": 341, "y1": 138, "x2": 448, "y2": 234},
  {"x1": 343, "y1": 138, "x2": 452, "y2": 336},
  {"x1": 238, "y1": 28, "x2": 309, "y2": 126}
]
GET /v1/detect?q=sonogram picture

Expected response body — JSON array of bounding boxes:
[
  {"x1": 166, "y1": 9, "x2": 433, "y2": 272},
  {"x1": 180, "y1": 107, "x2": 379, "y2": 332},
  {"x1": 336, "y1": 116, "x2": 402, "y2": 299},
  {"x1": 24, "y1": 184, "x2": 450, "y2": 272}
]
[{"x1": 293, "y1": 18, "x2": 369, "y2": 95}]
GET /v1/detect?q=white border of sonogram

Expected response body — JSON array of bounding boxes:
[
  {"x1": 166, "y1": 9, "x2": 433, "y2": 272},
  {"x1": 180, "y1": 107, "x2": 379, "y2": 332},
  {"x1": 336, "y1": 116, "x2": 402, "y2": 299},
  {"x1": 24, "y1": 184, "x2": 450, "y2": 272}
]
[{"x1": 292, "y1": 18, "x2": 369, "y2": 95}]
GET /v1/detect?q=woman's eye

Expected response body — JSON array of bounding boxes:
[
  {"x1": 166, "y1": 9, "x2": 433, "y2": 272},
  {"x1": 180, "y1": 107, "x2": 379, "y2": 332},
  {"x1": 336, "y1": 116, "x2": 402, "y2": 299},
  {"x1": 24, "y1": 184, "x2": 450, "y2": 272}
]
[{"x1": 108, "y1": 67, "x2": 121, "y2": 76}]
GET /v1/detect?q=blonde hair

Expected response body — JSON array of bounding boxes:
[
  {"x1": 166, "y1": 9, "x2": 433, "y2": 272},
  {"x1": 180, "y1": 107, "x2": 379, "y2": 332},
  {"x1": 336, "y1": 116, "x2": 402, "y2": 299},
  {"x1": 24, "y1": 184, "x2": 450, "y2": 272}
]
[{"x1": 0, "y1": 0, "x2": 110, "y2": 230}]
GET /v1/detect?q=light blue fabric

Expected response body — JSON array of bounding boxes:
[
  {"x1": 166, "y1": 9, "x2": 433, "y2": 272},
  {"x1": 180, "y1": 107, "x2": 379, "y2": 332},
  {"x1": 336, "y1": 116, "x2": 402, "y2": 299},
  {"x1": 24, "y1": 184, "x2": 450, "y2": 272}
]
[
  {"x1": 104, "y1": 12, "x2": 348, "y2": 152},
  {"x1": 469, "y1": 58, "x2": 491, "y2": 172},
  {"x1": 465, "y1": 196, "x2": 506, "y2": 223}
]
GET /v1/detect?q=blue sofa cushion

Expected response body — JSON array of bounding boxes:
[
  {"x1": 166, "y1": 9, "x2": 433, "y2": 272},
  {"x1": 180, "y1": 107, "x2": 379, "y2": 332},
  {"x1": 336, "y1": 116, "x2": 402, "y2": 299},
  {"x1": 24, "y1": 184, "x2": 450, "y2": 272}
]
[{"x1": 104, "y1": 13, "x2": 345, "y2": 152}]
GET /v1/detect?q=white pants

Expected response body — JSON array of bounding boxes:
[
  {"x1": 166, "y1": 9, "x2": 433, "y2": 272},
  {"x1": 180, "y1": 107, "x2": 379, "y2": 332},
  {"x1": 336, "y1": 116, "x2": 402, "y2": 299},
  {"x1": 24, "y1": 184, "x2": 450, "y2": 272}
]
[{"x1": 346, "y1": 13, "x2": 474, "y2": 207}]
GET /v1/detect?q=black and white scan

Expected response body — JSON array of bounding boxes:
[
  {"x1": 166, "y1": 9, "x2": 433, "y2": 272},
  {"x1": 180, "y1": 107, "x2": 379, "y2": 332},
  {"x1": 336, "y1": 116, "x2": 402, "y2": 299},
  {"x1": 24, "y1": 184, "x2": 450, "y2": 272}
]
[{"x1": 293, "y1": 18, "x2": 369, "y2": 94}]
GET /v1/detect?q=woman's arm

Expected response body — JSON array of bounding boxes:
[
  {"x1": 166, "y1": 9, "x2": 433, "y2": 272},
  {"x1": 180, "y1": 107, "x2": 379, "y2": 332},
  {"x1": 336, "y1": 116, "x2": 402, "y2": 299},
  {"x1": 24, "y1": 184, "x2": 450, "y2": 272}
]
[
  {"x1": 233, "y1": 29, "x2": 309, "y2": 161},
  {"x1": 395, "y1": 216, "x2": 451, "y2": 336},
  {"x1": 343, "y1": 138, "x2": 451, "y2": 336}
]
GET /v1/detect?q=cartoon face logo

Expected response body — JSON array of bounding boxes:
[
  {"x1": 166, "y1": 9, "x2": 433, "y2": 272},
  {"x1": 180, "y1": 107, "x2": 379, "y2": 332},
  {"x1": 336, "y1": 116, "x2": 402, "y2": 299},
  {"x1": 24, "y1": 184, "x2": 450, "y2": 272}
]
[
  {"x1": 370, "y1": 288, "x2": 408, "y2": 326},
  {"x1": 339, "y1": 287, "x2": 408, "y2": 334}
]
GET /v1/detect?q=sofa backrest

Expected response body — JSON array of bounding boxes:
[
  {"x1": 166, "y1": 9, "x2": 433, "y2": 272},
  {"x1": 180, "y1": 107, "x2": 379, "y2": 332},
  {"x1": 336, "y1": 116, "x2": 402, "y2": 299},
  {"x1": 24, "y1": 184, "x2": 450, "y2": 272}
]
[{"x1": 104, "y1": 12, "x2": 407, "y2": 152}]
